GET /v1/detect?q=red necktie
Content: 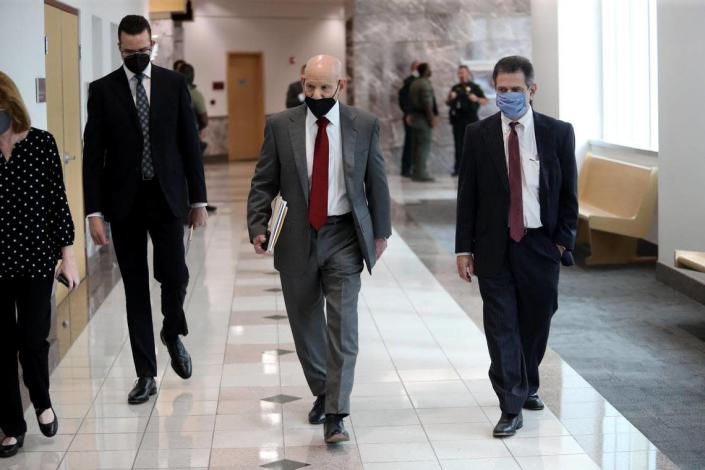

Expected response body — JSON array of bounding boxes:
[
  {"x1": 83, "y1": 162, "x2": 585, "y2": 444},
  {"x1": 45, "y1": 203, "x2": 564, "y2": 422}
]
[
  {"x1": 508, "y1": 122, "x2": 525, "y2": 242},
  {"x1": 308, "y1": 116, "x2": 330, "y2": 230}
]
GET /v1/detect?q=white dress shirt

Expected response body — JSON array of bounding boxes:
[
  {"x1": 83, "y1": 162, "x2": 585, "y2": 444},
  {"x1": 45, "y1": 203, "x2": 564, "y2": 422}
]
[
  {"x1": 123, "y1": 62, "x2": 152, "y2": 105},
  {"x1": 87, "y1": 62, "x2": 206, "y2": 219},
  {"x1": 456, "y1": 109, "x2": 541, "y2": 256},
  {"x1": 501, "y1": 109, "x2": 542, "y2": 229},
  {"x1": 305, "y1": 101, "x2": 351, "y2": 216}
]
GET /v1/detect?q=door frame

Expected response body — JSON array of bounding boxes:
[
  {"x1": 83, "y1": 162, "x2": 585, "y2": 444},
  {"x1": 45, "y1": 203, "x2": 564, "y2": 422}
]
[
  {"x1": 226, "y1": 51, "x2": 265, "y2": 161},
  {"x1": 44, "y1": 0, "x2": 86, "y2": 292},
  {"x1": 44, "y1": 0, "x2": 83, "y2": 144},
  {"x1": 45, "y1": 0, "x2": 79, "y2": 15}
]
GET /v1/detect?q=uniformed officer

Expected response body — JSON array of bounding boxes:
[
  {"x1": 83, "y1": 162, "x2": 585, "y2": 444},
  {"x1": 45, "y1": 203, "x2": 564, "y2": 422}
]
[
  {"x1": 409, "y1": 62, "x2": 439, "y2": 182},
  {"x1": 446, "y1": 65, "x2": 488, "y2": 176}
]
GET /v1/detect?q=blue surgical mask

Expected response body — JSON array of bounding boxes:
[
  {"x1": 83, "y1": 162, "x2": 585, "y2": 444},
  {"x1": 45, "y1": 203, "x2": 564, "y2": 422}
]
[
  {"x1": 0, "y1": 111, "x2": 11, "y2": 135},
  {"x1": 496, "y1": 92, "x2": 528, "y2": 120}
]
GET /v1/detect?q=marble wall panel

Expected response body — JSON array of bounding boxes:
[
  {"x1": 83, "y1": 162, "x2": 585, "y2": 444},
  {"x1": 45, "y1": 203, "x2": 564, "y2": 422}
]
[
  {"x1": 351, "y1": 0, "x2": 531, "y2": 176},
  {"x1": 151, "y1": 18, "x2": 184, "y2": 69},
  {"x1": 202, "y1": 116, "x2": 229, "y2": 158}
]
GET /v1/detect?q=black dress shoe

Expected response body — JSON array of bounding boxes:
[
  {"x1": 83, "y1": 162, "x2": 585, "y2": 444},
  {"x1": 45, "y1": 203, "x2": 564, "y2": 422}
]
[
  {"x1": 36, "y1": 407, "x2": 58, "y2": 437},
  {"x1": 128, "y1": 377, "x2": 157, "y2": 405},
  {"x1": 324, "y1": 414, "x2": 350, "y2": 444},
  {"x1": 161, "y1": 330, "x2": 192, "y2": 379},
  {"x1": 493, "y1": 412, "x2": 523, "y2": 438},
  {"x1": 308, "y1": 395, "x2": 326, "y2": 424},
  {"x1": 524, "y1": 394, "x2": 545, "y2": 411},
  {"x1": 0, "y1": 434, "x2": 24, "y2": 458}
]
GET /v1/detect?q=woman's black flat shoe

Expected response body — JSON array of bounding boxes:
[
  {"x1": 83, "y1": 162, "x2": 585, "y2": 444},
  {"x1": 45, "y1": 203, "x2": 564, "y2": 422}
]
[
  {"x1": 37, "y1": 407, "x2": 58, "y2": 437},
  {"x1": 0, "y1": 434, "x2": 24, "y2": 458}
]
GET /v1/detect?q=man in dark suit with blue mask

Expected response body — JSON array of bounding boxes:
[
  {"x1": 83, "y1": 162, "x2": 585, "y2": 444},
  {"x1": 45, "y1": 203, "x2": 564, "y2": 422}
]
[{"x1": 455, "y1": 56, "x2": 578, "y2": 438}]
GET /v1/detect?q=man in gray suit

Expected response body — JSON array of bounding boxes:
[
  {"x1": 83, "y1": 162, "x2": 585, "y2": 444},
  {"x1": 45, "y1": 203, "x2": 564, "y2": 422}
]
[{"x1": 247, "y1": 54, "x2": 391, "y2": 444}]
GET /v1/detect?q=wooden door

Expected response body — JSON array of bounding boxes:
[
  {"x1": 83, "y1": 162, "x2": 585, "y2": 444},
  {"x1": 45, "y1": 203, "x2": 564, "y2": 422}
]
[
  {"x1": 227, "y1": 53, "x2": 264, "y2": 160},
  {"x1": 44, "y1": 1, "x2": 86, "y2": 306}
]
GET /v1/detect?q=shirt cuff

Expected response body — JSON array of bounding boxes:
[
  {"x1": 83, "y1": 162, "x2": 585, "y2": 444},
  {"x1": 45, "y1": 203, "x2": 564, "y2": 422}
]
[
  {"x1": 190, "y1": 203, "x2": 208, "y2": 208},
  {"x1": 86, "y1": 212, "x2": 103, "y2": 218},
  {"x1": 456, "y1": 252, "x2": 471, "y2": 257}
]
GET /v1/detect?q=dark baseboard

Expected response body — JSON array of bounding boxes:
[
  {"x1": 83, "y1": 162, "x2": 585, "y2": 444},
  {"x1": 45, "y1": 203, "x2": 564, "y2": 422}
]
[{"x1": 656, "y1": 262, "x2": 705, "y2": 306}]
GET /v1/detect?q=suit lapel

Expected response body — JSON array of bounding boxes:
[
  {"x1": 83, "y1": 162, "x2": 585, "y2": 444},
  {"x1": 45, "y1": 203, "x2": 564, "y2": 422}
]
[
  {"x1": 288, "y1": 106, "x2": 310, "y2": 204},
  {"x1": 339, "y1": 104, "x2": 358, "y2": 184},
  {"x1": 484, "y1": 113, "x2": 509, "y2": 190},
  {"x1": 112, "y1": 68, "x2": 141, "y2": 132},
  {"x1": 533, "y1": 112, "x2": 551, "y2": 201},
  {"x1": 149, "y1": 65, "x2": 162, "y2": 131}
]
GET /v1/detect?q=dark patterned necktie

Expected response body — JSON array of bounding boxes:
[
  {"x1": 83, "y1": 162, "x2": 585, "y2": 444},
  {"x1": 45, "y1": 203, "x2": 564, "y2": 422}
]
[
  {"x1": 308, "y1": 116, "x2": 330, "y2": 230},
  {"x1": 135, "y1": 73, "x2": 154, "y2": 180},
  {"x1": 508, "y1": 121, "x2": 525, "y2": 242}
]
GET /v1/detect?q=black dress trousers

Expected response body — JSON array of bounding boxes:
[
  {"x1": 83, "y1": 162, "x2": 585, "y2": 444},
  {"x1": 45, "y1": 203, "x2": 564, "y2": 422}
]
[
  {"x1": 0, "y1": 276, "x2": 54, "y2": 437},
  {"x1": 477, "y1": 229, "x2": 560, "y2": 414},
  {"x1": 452, "y1": 117, "x2": 476, "y2": 174},
  {"x1": 110, "y1": 180, "x2": 189, "y2": 378}
]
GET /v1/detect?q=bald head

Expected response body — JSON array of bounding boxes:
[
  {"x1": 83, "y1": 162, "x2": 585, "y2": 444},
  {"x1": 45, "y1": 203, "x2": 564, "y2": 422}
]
[
  {"x1": 305, "y1": 55, "x2": 342, "y2": 81},
  {"x1": 303, "y1": 54, "x2": 345, "y2": 100}
]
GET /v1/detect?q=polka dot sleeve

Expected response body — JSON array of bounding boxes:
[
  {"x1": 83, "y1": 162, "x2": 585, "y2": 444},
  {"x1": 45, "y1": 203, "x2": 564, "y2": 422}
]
[{"x1": 45, "y1": 133, "x2": 75, "y2": 248}]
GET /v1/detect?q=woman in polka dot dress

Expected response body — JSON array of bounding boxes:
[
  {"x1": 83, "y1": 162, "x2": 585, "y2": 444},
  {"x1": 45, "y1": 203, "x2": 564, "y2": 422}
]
[{"x1": 0, "y1": 72, "x2": 80, "y2": 458}]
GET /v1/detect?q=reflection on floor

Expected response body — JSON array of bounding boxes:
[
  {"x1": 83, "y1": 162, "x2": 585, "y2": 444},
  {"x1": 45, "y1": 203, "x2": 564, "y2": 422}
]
[{"x1": 0, "y1": 162, "x2": 679, "y2": 469}]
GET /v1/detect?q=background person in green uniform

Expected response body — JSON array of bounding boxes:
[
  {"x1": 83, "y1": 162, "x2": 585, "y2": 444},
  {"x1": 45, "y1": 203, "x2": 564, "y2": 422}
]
[
  {"x1": 178, "y1": 63, "x2": 216, "y2": 212},
  {"x1": 446, "y1": 65, "x2": 488, "y2": 176},
  {"x1": 409, "y1": 62, "x2": 439, "y2": 182},
  {"x1": 178, "y1": 63, "x2": 208, "y2": 135}
]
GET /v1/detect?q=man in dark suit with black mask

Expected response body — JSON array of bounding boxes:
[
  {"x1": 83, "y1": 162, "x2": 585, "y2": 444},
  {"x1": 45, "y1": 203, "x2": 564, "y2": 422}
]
[
  {"x1": 455, "y1": 56, "x2": 578, "y2": 438},
  {"x1": 286, "y1": 65, "x2": 306, "y2": 109},
  {"x1": 83, "y1": 15, "x2": 208, "y2": 405}
]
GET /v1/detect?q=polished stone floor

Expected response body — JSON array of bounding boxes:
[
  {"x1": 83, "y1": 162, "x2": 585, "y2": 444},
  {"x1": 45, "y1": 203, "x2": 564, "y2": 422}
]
[
  {"x1": 387, "y1": 157, "x2": 705, "y2": 470},
  {"x1": 0, "y1": 162, "x2": 680, "y2": 469}
]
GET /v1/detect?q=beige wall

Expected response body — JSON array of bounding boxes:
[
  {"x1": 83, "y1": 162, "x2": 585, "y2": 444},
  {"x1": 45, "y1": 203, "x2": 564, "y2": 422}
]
[
  {"x1": 657, "y1": 0, "x2": 705, "y2": 279},
  {"x1": 183, "y1": 4, "x2": 346, "y2": 116},
  {"x1": 0, "y1": 0, "x2": 148, "y2": 130}
]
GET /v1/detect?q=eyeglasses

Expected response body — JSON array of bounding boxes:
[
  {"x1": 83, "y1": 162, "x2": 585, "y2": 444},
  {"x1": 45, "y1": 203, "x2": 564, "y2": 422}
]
[{"x1": 119, "y1": 46, "x2": 152, "y2": 57}]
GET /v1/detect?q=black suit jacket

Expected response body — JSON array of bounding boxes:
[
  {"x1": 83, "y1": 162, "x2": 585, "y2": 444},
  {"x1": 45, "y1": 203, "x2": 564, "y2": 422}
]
[
  {"x1": 455, "y1": 111, "x2": 578, "y2": 277},
  {"x1": 83, "y1": 65, "x2": 207, "y2": 221},
  {"x1": 285, "y1": 81, "x2": 304, "y2": 109}
]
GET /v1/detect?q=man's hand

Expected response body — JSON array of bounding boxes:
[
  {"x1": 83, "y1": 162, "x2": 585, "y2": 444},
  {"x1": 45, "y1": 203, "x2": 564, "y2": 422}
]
[
  {"x1": 89, "y1": 217, "x2": 109, "y2": 246},
  {"x1": 404, "y1": 115, "x2": 412, "y2": 126},
  {"x1": 557, "y1": 244, "x2": 566, "y2": 256},
  {"x1": 253, "y1": 234, "x2": 267, "y2": 255},
  {"x1": 456, "y1": 254, "x2": 474, "y2": 283},
  {"x1": 468, "y1": 93, "x2": 479, "y2": 102},
  {"x1": 189, "y1": 207, "x2": 208, "y2": 228},
  {"x1": 375, "y1": 238, "x2": 388, "y2": 260},
  {"x1": 449, "y1": 91, "x2": 458, "y2": 100}
]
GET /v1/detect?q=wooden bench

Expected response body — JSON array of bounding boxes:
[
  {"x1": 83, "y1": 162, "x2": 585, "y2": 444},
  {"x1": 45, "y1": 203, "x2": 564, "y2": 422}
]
[
  {"x1": 675, "y1": 250, "x2": 705, "y2": 273},
  {"x1": 576, "y1": 153, "x2": 658, "y2": 265}
]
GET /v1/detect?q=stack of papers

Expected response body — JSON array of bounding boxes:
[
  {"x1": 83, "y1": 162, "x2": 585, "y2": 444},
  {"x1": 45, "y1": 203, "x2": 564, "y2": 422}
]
[{"x1": 267, "y1": 195, "x2": 288, "y2": 254}]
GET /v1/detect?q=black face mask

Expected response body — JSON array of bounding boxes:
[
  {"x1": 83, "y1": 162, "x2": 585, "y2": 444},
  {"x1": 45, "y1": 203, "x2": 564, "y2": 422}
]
[
  {"x1": 304, "y1": 82, "x2": 340, "y2": 119},
  {"x1": 124, "y1": 53, "x2": 151, "y2": 74}
]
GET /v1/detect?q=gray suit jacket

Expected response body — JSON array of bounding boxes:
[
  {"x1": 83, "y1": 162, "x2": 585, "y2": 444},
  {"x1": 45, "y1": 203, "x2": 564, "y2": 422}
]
[{"x1": 247, "y1": 103, "x2": 392, "y2": 274}]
